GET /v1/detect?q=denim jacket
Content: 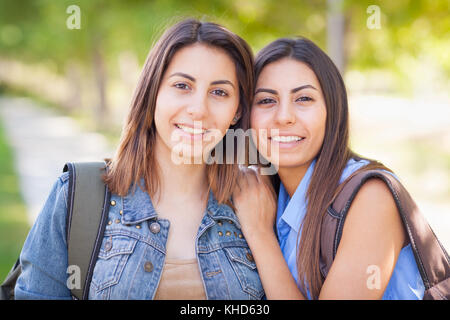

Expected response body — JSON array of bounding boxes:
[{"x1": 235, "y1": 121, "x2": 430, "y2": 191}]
[{"x1": 15, "y1": 172, "x2": 265, "y2": 300}]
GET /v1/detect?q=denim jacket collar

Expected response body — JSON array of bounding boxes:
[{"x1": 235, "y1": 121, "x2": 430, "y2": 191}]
[
  {"x1": 120, "y1": 180, "x2": 241, "y2": 229},
  {"x1": 206, "y1": 190, "x2": 241, "y2": 229},
  {"x1": 121, "y1": 183, "x2": 158, "y2": 225}
]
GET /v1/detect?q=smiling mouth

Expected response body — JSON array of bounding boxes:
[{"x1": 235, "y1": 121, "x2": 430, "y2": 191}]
[
  {"x1": 270, "y1": 135, "x2": 304, "y2": 143},
  {"x1": 175, "y1": 123, "x2": 208, "y2": 135}
]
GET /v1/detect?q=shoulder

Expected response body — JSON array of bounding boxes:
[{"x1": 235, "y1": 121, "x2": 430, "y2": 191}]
[
  {"x1": 59, "y1": 170, "x2": 70, "y2": 184},
  {"x1": 339, "y1": 158, "x2": 370, "y2": 183},
  {"x1": 54, "y1": 171, "x2": 70, "y2": 208},
  {"x1": 46, "y1": 171, "x2": 71, "y2": 204},
  {"x1": 30, "y1": 171, "x2": 71, "y2": 237},
  {"x1": 15, "y1": 171, "x2": 73, "y2": 299},
  {"x1": 339, "y1": 157, "x2": 402, "y2": 226},
  {"x1": 341, "y1": 177, "x2": 406, "y2": 253},
  {"x1": 351, "y1": 178, "x2": 397, "y2": 211},
  {"x1": 319, "y1": 177, "x2": 407, "y2": 298}
]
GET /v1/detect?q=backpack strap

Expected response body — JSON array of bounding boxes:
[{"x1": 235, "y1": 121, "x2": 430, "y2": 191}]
[
  {"x1": 320, "y1": 169, "x2": 450, "y2": 299},
  {"x1": 0, "y1": 258, "x2": 21, "y2": 300},
  {"x1": 63, "y1": 161, "x2": 111, "y2": 300}
]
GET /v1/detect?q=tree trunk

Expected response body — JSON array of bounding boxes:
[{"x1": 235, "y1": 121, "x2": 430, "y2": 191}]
[
  {"x1": 327, "y1": 0, "x2": 346, "y2": 74},
  {"x1": 92, "y1": 42, "x2": 108, "y2": 129},
  {"x1": 65, "y1": 61, "x2": 82, "y2": 113}
]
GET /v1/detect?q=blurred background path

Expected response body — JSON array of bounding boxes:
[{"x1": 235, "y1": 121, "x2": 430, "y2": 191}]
[{"x1": 0, "y1": 96, "x2": 113, "y2": 224}]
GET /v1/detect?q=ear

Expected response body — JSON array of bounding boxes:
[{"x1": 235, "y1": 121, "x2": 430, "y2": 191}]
[{"x1": 231, "y1": 110, "x2": 242, "y2": 125}]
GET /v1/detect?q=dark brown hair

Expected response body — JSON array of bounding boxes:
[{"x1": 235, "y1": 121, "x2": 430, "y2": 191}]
[
  {"x1": 103, "y1": 18, "x2": 254, "y2": 206},
  {"x1": 254, "y1": 37, "x2": 389, "y2": 299}
]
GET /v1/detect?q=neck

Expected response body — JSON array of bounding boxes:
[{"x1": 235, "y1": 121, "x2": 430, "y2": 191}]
[
  {"x1": 277, "y1": 162, "x2": 312, "y2": 198},
  {"x1": 154, "y1": 140, "x2": 209, "y2": 204}
]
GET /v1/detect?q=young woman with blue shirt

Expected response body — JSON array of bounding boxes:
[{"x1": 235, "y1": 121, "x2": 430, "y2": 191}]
[
  {"x1": 15, "y1": 19, "x2": 265, "y2": 300},
  {"x1": 233, "y1": 37, "x2": 425, "y2": 300}
]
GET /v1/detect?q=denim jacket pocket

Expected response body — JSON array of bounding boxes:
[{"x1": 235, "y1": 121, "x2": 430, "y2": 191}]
[
  {"x1": 91, "y1": 234, "x2": 138, "y2": 292},
  {"x1": 223, "y1": 246, "x2": 265, "y2": 299}
]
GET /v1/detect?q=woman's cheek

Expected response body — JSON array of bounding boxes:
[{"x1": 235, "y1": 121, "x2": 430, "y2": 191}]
[
  {"x1": 309, "y1": 108, "x2": 327, "y2": 155},
  {"x1": 249, "y1": 112, "x2": 263, "y2": 146},
  {"x1": 250, "y1": 115, "x2": 272, "y2": 161},
  {"x1": 250, "y1": 108, "x2": 270, "y2": 132}
]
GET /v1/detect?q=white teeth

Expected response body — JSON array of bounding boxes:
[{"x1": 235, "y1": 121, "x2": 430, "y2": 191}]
[
  {"x1": 271, "y1": 136, "x2": 303, "y2": 142},
  {"x1": 176, "y1": 124, "x2": 206, "y2": 134}
]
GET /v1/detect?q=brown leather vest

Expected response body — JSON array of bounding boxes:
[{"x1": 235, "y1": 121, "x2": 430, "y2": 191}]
[{"x1": 320, "y1": 169, "x2": 450, "y2": 300}]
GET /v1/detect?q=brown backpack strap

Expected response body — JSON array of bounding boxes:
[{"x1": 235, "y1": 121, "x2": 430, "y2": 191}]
[{"x1": 323, "y1": 169, "x2": 450, "y2": 299}]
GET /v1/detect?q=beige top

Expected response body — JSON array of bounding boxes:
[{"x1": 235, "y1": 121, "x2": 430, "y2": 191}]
[{"x1": 153, "y1": 258, "x2": 207, "y2": 300}]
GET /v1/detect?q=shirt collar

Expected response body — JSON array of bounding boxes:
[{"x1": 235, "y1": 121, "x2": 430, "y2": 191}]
[{"x1": 276, "y1": 159, "x2": 316, "y2": 233}]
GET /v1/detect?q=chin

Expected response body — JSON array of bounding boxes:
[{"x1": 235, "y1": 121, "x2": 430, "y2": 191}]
[{"x1": 276, "y1": 156, "x2": 313, "y2": 169}]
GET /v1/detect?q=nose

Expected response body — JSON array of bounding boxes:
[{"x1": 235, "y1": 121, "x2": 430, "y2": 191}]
[
  {"x1": 186, "y1": 91, "x2": 208, "y2": 120},
  {"x1": 275, "y1": 100, "x2": 296, "y2": 126}
]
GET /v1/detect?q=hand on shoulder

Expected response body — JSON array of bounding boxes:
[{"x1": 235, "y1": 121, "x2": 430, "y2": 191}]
[{"x1": 232, "y1": 166, "x2": 277, "y2": 239}]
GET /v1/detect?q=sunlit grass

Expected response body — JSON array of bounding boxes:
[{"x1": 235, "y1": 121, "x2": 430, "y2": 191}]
[{"x1": 0, "y1": 115, "x2": 29, "y2": 281}]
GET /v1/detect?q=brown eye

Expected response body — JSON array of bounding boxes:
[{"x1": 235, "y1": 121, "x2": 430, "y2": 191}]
[
  {"x1": 174, "y1": 82, "x2": 190, "y2": 90},
  {"x1": 211, "y1": 89, "x2": 228, "y2": 97},
  {"x1": 296, "y1": 96, "x2": 313, "y2": 102},
  {"x1": 257, "y1": 98, "x2": 276, "y2": 105}
]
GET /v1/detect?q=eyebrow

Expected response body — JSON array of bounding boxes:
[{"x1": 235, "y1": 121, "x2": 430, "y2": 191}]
[
  {"x1": 169, "y1": 72, "x2": 195, "y2": 82},
  {"x1": 255, "y1": 84, "x2": 317, "y2": 95},
  {"x1": 255, "y1": 88, "x2": 278, "y2": 95},
  {"x1": 291, "y1": 84, "x2": 317, "y2": 93},
  {"x1": 169, "y1": 72, "x2": 235, "y2": 89},
  {"x1": 211, "y1": 80, "x2": 235, "y2": 89}
]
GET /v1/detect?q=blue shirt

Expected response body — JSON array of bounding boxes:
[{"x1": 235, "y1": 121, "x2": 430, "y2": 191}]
[{"x1": 276, "y1": 158, "x2": 425, "y2": 299}]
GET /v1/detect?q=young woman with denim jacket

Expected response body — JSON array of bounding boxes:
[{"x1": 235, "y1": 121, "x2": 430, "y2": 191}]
[
  {"x1": 15, "y1": 19, "x2": 265, "y2": 300},
  {"x1": 233, "y1": 37, "x2": 425, "y2": 300}
]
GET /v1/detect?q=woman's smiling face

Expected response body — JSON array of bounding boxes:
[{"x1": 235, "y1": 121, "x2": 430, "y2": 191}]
[
  {"x1": 251, "y1": 57, "x2": 327, "y2": 169},
  {"x1": 154, "y1": 43, "x2": 240, "y2": 163}
]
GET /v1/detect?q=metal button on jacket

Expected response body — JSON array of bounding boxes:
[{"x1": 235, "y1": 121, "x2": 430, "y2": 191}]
[
  {"x1": 149, "y1": 221, "x2": 160, "y2": 234},
  {"x1": 104, "y1": 241, "x2": 112, "y2": 252},
  {"x1": 144, "y1": 261, "x2": 154, "y2": 272}
]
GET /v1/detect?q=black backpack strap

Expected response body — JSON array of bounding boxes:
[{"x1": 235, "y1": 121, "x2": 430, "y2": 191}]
[
  {"x1": 63, "y1": 161, "x2": 111, "y2": 300},
  {"x1": 0, "y1": 258, "x2": 21, "y2": 300}
]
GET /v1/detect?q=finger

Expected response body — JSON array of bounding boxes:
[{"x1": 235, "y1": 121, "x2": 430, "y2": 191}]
[
  {"x1": 259, "y1": 172, "x2": 272, "y2": 185},
  {"x1": 250, "y1": 167, "x2": 270, "y2": 189},
  {"x1": 234, "y1": 170, "x2": 247, "y2": 195},
  {"x1": 246, "y1": 168, "x2": 259, "y2": 186},
  {"x1": 248, "y1": 165, "x2": 259, "y2": 173},
  {"x1": 239, "y1": 166, "x2": 258, "y2": 184},
  {"x1": 237, "y1": 169, "x2": 251, "y2": 191}
]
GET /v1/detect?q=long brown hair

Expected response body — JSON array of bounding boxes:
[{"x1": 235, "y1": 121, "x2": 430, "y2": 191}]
[
  {"x1": 103, "y1": 18, "x2": 254, "y2": 206},
  {"x1": 254, "y1": 37, "x2": 390, "y2": 299}
]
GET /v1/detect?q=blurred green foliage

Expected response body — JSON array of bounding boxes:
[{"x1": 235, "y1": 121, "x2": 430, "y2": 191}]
[
  {"x1": 0, "y1": 0, "x2": 448, "y2": 84},
  {"x1": 0, "y1": 116, "x2": 28, "y2": 281}
]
